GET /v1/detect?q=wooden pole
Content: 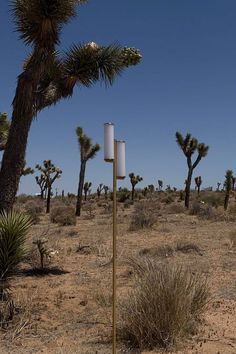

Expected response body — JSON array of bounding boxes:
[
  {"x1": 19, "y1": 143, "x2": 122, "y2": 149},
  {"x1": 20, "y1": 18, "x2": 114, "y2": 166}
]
[{"x1": 112, "y1": 140, "x2": 117, "y2": 354}]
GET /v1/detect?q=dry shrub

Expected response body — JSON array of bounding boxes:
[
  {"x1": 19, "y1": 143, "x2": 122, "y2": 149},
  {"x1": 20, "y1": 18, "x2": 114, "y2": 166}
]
[
  {"x1": 176, "y1": 241, "x2": 202, "y2": 255},
  {"x1": 189, "y1": 201, "x2": 219, "y2": 220},
  {"x1": 24, "y1": 200, "x2": 43, "y2": 224},
  {"x1": 129, "y1": 201, "x2": 157, "y2": 231},
  {"x1": 165, "y1": 203, "x2": 185, "y2": 214},
  {"x1": 139, "y1": 245, "x2": 174, "y2": 258},
  {"x1": 200, "y1": 193, "x2": 223, "y2": 208},
  {"x1": 50, "y1": 206, "x2": 76, "y2": 226},
  {"x1": 119, "y1": 257, "x2": 210, "y2": 350}
]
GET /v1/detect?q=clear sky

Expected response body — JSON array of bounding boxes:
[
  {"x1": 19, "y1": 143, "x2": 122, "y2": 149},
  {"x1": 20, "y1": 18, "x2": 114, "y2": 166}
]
[{"x1": 1, "y1": 0, "x2": 236, "y2": 195}]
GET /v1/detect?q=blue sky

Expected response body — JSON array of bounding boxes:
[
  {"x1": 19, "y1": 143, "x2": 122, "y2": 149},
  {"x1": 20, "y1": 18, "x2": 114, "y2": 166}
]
[{"x1": 1, "y1": 0, "x2": 236, "y2": 195}]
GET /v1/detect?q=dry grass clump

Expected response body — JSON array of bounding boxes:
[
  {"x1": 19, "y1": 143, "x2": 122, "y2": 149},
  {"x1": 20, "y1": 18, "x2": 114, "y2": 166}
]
[
  {"x1": 189, "y1": 201, "x2": 218, "y2": 220},
  {"x1": 139, "y1": 245, "x2": 174, "y2": 258},
  {"x1": 119, "y1": 257, "x2": 210, "y2": 350},
  {"x1": 165, "y1": 203, "x2": 185, "y2": 214},
  {"x1": 50, "y1": 206, "x2": 76, "y2": 226},
  {"x1": 176, "y1": 241, "x2": 203, "y2": 255},
  {"x1": 200, "y1": 192, "x2": 223, "y2": 208},
  {"x1": 129, "y1": 201, "x2": 157, "y2": 231}
]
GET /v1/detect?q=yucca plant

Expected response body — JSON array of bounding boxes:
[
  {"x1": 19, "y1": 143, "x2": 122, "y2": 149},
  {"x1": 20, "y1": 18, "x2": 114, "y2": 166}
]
[
  {"x1": 76, "y1": 127, "x2": 100, "y2": 216},
  {"x1": 176, "y1": 132, "x2": 209, "y2": 209},
  {"x1": 157, "y1": 179, "x2": 163, "y2": 191},
  {"x1": 0, "y1": 0, "x2": 141, "y2": 212},
  {"x1": 97, "y1": 183, "x2": 104, "y2": 199},
  {"x1": 129, "y1": 173, "x2": 143, "y2": 201},
  {"x1": 0, "y1": 210, "x2": 32, "y2": 294}
]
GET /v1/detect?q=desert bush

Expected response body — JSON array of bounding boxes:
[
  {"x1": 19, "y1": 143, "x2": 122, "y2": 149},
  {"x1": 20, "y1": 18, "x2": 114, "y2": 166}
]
[
  {"x1": 50, "y1": 206, "x2": 76, "y2": 226},
  {"x1": 16, "y1": 194, "x2": 34, "y2": 205},
  {"x1": 161, "y1": 194, "x2": 175, "y2": 204},
  {"x1": 119, "y1": 257, "x2": 210, "y2": 350},
  {"x1": 176, "y1": 241, "x2": 202, "y2": 255},
  {"x1": 0, "y1": 211, "x2": 32, "y2": 290},
  {"x1": 200, "y1": 193, "x2": 223, "y2": 208},
  {"x1": 189, "y1": 201, "x2": 217, "y2": 220},
  {"x1": 124, "y1": 200, "x2": 133, "y2": 209},
  {"x1": 129, "y1": 201, "x2": 156, "y2": 231},
  {"x1": 24, "y1": 200, "x2": 43, "y2": 224},
  {"x1": 165, "y1": 203, "x2": 185, "y2": 214},
  {"x1": 139, "y1": 245, "x2": 174, "y2": 258},
  {"x1": 117, "y1": 188, "x2": 130, "y2": 203}
]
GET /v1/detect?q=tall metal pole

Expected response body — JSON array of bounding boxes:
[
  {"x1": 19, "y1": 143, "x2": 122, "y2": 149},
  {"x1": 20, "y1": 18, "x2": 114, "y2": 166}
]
[{"x1": 112, "y1": 140, "x2": 117, "y2": 354}]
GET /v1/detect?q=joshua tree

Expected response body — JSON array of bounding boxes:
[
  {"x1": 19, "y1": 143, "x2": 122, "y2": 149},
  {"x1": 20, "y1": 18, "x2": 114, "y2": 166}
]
[
  {"x1": 216, "y1": 182, "x2": 221, "y2": 191},
  {"x1": 83, "y1": 182, "x2": 92, "y2": 201},
  {"x1": 103, "y1": 185, "x2": 109, "y2": 199},
  {"x1": 194, "y1": 176, "x2": 202, "y2": 195},
  {"x1": 36, "y1": 160, "x2": 62, "y2": 213},
  {"x1": 21, "y1": 161, "x2": 34, "y2": 176},
  {"x1": 76, "y1": 127, "x2": 100, "y2": 216},
  {"x1": 129, "y1": 173, "x2": 143, "y2": 201},
  {"x1": 35, "y1": 174, "x2": 47, "y2": 199},
  {"x1": 158, "y1": 180, "x2": 163, "y2": 191},
  {"x1": 176, "y1": 132, "x2": 209, "y2": 209},
  {"x1": 148, "y1": 184, "x2": 155, "y2": 194},
  {"x1": 0, "y1": 1, "x2": 141, "y2": 212},
  {"x1": 224, "y1": 170, "x2": 233, "y2": 211},
  {"x1": 0, "y1": 113, "x2": 10, "y2": 152},
  {"x1": 97, "y1": 183, "x2": 104, "y2": 198}
]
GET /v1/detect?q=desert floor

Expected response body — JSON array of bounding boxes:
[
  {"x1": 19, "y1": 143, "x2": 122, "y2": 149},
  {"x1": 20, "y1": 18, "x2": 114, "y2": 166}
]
[{"x1": 1, "y1": 196, "x2": 236, "y2": 354}]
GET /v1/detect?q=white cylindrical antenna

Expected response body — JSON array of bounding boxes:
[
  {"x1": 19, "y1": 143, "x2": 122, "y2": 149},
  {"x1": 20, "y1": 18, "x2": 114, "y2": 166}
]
[
  {"x1": 104, "y1": 123, "x2": 114, "y2": 162},
  {"x1": 116, "y1": 140, "x2": 126, "y2": 179}
]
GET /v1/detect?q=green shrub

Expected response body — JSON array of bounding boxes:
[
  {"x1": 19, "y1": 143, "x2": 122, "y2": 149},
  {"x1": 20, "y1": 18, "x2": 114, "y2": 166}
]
[
  {"x1": 0, "y1": 211, "x2": 32, "y2": 286},
  {"x1": 119, "y1": 257, "x2": 210, "y2": 350},
  {"x1": 24, "y1": 200, "x2": 43, "y2": 224},
  {"x1": 50, "y1": 206, "x2": 76, "y2": 226}
]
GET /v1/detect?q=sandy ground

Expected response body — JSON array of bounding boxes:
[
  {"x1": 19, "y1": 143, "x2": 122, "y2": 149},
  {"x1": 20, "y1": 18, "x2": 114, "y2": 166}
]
[{"x1": 0, "y1": 197, "x2": 236, "y2": 354}]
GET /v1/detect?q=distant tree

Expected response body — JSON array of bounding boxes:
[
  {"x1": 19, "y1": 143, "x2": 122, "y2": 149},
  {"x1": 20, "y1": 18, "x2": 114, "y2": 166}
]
[
  {"x1": 143, "y1": 187, "x2": 149, "y2": 197},
  {"x1": 166, "y1": 185, "x2": 171, "y2": 192},
  {"x1": 216, "y1": 182, "x2": 221, "y2": 191},
  {"x1": 129, "y1": 173, "x2": 143, "y2": 201},
  {"x1": 148, "y1": 184, "x2": 155, "y2": 194},
  {"x1": 76, "y1": 127, "x2": 100, "y2": 216},
  {"x1": 35, "y1": 174, "x2": 47, "y2": 199},
  {"x1": 0, "y1": 0, "x2": 141, "y2": 212},
  {"x1": 158, "y1": 180, "x2": 163, "y2": 191},
  {"x1": 176, "y1": 132, "x2": 209, "y2": 209},
  {"x1": 194, "y1": 176, "x2": 202, "y2": 195},
  {"x1": 97, "y1": 183, "x2": 104, "y2": 198},
  {"x1": 103, "y1": 185, "x2": 109, "y2": 199},
  {"x1": 36, "y1": 160, "x2": 62, "y2": 213},
  {"x1": 224, "y1": 170, "x2": 233, "y2": 211},
  {"x1": 83, "y1": 182, "x2": 92, "y2": 201}
]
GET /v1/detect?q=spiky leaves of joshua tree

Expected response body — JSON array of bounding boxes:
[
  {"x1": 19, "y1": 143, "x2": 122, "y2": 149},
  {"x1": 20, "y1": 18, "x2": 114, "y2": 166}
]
[
  {"x1": 97, "y1": 183, "x2": 104, "y2": 198},
  {"x1": 129, "y1": 173, "x2": 143, "y2": 201},
  {"x1": 36, "y1": 160, "x2": 62, "y2": 213},
  {"x1": 176, "y1": 132, "x2": 209, "y2": 209},
  {"x1": 216, "y1": 182, "x2": 221, "y2": 192},
  {"x1": 195, "y1": 176, "x2": 202, "y2": 195},
  {"x1": 158, "y1": 180, "x2": 163, "y2": 191},
  {"x1": 224, "y1": 170, "x2": 233, "y2": 211},
  {"x1": 76, "y1": 127, "x2": 100, "y2": 216},
  {"x1": 0, "y1": 210, "x2": 32, "y2": 294},
  {"x1": 0, "y1": 1, "x2": 142, "y2": 212},
  {"x1": 83, "y1": 182, "x2": 92, "y2": 201}
]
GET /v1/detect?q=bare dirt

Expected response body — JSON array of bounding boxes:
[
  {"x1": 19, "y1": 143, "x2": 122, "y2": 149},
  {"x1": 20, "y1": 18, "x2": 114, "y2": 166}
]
[{"x1": 1, "y1": 197, "x2": 236, "y2": 354}]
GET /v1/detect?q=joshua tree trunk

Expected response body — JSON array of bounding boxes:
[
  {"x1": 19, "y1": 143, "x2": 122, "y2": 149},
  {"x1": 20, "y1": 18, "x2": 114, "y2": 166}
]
[
  {"x1": 84, "y1": 190, "x2": 87, "y2": 201},
  {"x1": 76, "y1": 161, "x2": 86, "y2": 216},
  {"x1": 40, "y1": 190, "x2": 44, "y2": 199},
  {"x1": 197, "y1": 185, "x2": 200, "y2": 195},
  {"x1": 185, "y1": 168, "x2": 193, "y2": 209},
  {"x1": 0, "y1": 47, "x2": 54, "y2": 211},
  {"x1": 224, "y1": 193, "x2": 230, "y2": 211},
  {"x1": 131, "y1": 185, "x2": 135, "y2": 201},
  {"x1": 46, "y1": 186, "x2": 52, "y2": 214}
]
